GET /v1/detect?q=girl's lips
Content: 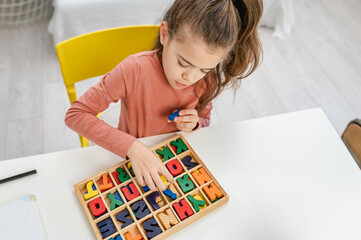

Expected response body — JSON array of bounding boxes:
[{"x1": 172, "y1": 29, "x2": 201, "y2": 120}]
[{"x1": 176, "y1": 81, "x2": 189, "y2": 88}]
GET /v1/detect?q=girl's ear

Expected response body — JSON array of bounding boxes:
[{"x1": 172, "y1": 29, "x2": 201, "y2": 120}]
[{"x1": 159, "y1": 21, "x2": 169, "y2": 46}]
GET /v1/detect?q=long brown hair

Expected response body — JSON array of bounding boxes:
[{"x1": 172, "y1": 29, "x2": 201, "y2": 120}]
[{"x1": 153, "y1": 0, "x2": 263, "y2": 112}]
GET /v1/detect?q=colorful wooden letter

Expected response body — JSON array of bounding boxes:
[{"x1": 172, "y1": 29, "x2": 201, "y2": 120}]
[
  {"x1": 160, "y1": 175, "x2": 168, "y2": 185},
  {"x1": 112, "y1": 171, "x2": 121, "y2": 185},
  {"x1": 194, "y1": 195, "x2": 207, "y2": 211},
  {"x1": 157, "y1": 208, "x2": 179, "y2": 230},
  {"x1": 155, "y1": 195, "x2": 165, "y2": 208},
  {"x1": 170, "y1": 138, "x2": 188, "y2": 154},
  {"x1": 168, "y1": 184, "x2": 179, "y2": 199},
  {"x1": 127, "y1": 162, "x2": 135, "y2": 177},
  {"x1": 142, "y1": 185, "x2": 150, "y2": 192},
  {"x1": 181, "y1": 155, "x2": 198, "y2": 170},
  {"x1": 108, "y1": 192, "x2": 124, "y2": 210},
  {"x1": 156, "y1": 147, "x2": 174, "y2": 161},
  {"x1": 202, "y1": 182, "x2": 223, "y2": 202},
  {"x1": 109, "y1": 235, "x2": 122, "y2": 240},
  {"x1": 170, "y1": 145, "x2": 177, "y2": 154},
  {"x1": 99, "y1": 173, "x2": 114, "y2": 192},
  {"x1": 143, "y1": 218, "x2": 162, "y2": 239},
  {"x1": 97, "y1": 218, "x2": 116, "y2": 239},
  {"x1": 162, "y1": 188, "x2": 177, "y2": 200},
  {"x1": 84, "y1": 180, "x2": 98, "y2": 200},
  {"x1": 117, "y1": 167, "x2": 130, "y2": 183},
  {"x1": 191, "y1": 168, "x2": 211, "y2": 186},
  {"x1": 173, "y1": 199, "x2": 193, "y2": 221},
  {"x1": 176, "y1": 174, "x2": 194, "y2": 193},
  {"x1": 124, "y1": 232, "x2": 143, "y2": 240},
  {"x1": 121, "y1": 182, "x2": 140, "y2": 201},
  {"x1": 146, "y1": 191, "x2": 161, "y2": 210},
  {"x1": 187, "y1": 195, "x2": 206, "y2": 212},
  {"x1": 132, "y1": 200, "x2": 150, "y2": 220},
  {"x1": 115, "y1": 209, "x2": 134, "y2": 229},
  {"x1": 89, "y1": 197, "x2": 106, "y2": 217},
  {"x1": 166, "y1": 159, "x2": 183, "y2": 176},
  {"x1": 168, "y1": 109, "x2": 180, "y2": 122}
]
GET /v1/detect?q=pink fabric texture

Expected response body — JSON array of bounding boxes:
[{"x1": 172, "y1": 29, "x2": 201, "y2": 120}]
[{"x1": 65, "y1": 50, "x2": 212, "y2": 159}]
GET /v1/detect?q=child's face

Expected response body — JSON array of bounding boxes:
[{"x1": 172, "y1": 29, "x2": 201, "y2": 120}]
[{"x1": 160, "y1": 22, "x2": 228, "y2": 89}]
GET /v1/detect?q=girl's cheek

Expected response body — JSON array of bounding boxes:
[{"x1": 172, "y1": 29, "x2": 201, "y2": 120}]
[
  {"x1": 191, "y1": 72, "x2": 205, "y2": 84},
  {"x1": 176, "y1": 68, "x2": 184, "y2": 79}
]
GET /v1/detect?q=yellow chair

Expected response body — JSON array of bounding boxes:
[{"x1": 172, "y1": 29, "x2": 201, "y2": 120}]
[{"x1": 56, "y1": 25, "x2": 160, "y2": 147}]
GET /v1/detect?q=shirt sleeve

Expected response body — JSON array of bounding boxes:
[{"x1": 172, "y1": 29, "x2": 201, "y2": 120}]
[{"x1": 64, "y1": 55, "x2": 140, "y2": 159}]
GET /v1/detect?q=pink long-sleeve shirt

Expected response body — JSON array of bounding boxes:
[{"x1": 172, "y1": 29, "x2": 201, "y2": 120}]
[{"x1": 65, "y1": 50, "x2": 212, "y2": 159}]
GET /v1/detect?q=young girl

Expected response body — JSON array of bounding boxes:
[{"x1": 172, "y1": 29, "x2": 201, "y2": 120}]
[{"x1": 65, "y1": 0, "x2": 263, "y2": 192}]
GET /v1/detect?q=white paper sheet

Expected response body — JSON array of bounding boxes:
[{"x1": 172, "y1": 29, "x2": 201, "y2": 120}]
[{"x1": 0, "y1": 195, "x2": 48, "y2": 239}]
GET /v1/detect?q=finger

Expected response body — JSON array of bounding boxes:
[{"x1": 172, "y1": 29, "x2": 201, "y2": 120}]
[
  {"x1": 176, "y1": 122, "x2": 187, "y2": 131},
  {"x1": 180, "y1": 122, "x2": 195, "y2": 132},
  {"x1": 179, "y1": 109, "x2": 197, "y2": 116},
  {"x1": 184, "y1": 123, "x2": 194, "y2": 132},
  {"x1": 151, "y1": 171, "x2": 167, "y2": 191},
  {"x1": 177, "y1": 122, "x2": 195, "y2": 128},
  {"x1": 177, "y1": 122, "x2": 196, "y2": 132},
  {"x1": 144, "y1": 173, "x2": 157, "y2": 191},
  {"x1": 175, "y1": 115, "x2": 198, "y2": 123},
  {"x1": 137, "y1": 175, "x2": 146, "y2": 186},
  {"x1": 159, "y1": 165, "x2": 174, "y2": 184},
  {"x1": 133, "y1": 167, "x2": 145, "y2": 185}
]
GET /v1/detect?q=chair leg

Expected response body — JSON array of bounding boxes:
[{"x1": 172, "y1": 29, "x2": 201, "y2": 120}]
[{"x1": 79, "y1": 135, "x2": 89, "y2": 148}]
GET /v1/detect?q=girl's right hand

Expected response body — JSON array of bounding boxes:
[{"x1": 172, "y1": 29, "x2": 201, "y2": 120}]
[{"x1": 126, "y1": 140, "x2": 174, "y2": 191}]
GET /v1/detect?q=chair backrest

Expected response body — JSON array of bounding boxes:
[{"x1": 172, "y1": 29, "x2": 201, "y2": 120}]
[
  {"x1": 56, "y1": 25, "x2": 160, "y2": 104},
  {"x1": 56, "y1": 25, "x2": 160, "y2": 147}
]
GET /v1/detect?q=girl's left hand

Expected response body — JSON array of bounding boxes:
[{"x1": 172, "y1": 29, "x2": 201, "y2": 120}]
[{"x1": 174, "y1": 109, "x2": 199, "y2": 132}]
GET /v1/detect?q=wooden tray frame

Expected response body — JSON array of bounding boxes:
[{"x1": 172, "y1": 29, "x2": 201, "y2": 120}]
[{"x1": 74, "y1": 134, "x2": 229, "y2": 240}]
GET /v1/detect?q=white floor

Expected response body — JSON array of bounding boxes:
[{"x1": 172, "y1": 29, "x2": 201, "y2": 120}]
[{"x1": 1, "y1": 0, "x2": 360, "y2": 161}]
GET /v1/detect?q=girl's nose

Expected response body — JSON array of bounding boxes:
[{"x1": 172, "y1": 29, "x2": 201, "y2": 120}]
[{"x1": 182, "y1": 72, "x2": 189, "y2": 81}]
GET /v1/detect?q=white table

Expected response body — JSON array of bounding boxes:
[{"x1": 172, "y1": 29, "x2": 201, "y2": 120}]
[{"x1": 1, "y1": 108, "x2": 360, "y2": 239}]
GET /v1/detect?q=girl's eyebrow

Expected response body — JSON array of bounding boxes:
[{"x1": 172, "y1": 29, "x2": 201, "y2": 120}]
[{"x1": 178, "y1": 54, "x2": 215, "y2": 70}]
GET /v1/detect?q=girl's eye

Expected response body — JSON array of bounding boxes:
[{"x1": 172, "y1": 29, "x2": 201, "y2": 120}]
[
  {"x1": 177, "y1": 60, "x2": 187, "y2": 68},
  {"x1": 178, "y1": 59, "x2": 210, "y2": 74}
]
